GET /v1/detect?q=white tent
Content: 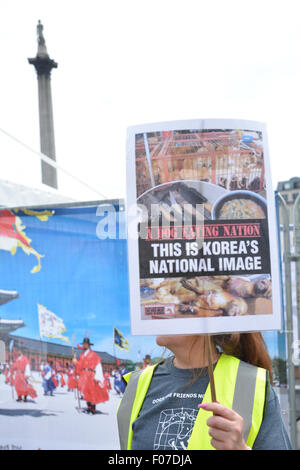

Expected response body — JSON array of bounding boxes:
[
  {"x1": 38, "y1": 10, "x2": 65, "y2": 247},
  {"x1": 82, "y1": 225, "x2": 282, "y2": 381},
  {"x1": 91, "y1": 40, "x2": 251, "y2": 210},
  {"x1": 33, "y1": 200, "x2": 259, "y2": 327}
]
[{"x1": 0, "y1": 179, "x2": 75, "y2": 209}]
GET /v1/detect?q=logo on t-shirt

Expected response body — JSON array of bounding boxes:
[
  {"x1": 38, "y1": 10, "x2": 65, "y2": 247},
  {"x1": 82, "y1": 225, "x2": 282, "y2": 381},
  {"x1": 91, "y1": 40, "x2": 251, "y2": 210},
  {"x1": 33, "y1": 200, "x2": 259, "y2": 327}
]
[{"x1": 154, "y1": 407, "x2": 197, "y2": 450}]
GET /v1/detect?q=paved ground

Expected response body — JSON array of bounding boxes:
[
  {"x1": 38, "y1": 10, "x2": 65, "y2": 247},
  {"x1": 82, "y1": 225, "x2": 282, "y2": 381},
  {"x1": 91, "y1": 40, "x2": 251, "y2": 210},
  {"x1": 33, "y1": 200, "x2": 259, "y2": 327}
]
[{"x1": 0, "y1": 373, "x2": 121, "y2": 450}]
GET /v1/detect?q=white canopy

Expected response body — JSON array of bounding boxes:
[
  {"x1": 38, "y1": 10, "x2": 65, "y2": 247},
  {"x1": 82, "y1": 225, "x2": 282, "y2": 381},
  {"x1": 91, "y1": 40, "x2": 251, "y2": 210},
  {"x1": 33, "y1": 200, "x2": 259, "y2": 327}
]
[{"x1": 0, "y1": 179, "x2": 75, "y2": 209}]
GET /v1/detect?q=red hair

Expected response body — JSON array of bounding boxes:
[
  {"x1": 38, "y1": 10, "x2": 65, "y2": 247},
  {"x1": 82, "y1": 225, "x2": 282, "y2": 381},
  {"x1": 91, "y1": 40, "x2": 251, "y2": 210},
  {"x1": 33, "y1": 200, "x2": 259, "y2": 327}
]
[{"x1": 213, "y1": 332, "x2": 273, "y2": 384}]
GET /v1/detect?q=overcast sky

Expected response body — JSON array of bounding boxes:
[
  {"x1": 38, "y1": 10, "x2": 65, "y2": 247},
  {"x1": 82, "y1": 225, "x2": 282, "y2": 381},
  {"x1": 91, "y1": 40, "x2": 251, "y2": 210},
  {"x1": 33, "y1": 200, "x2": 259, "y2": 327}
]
[{"x1": 1, "y1": 0, "x2": 300, "y2": 202}]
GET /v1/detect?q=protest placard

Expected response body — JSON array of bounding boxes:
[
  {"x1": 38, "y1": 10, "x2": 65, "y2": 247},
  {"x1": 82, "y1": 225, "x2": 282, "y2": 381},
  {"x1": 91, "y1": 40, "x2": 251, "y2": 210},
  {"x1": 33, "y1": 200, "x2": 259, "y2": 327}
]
[{"x1": 126, "y1": 119, "x2": 281, "y2": 336}]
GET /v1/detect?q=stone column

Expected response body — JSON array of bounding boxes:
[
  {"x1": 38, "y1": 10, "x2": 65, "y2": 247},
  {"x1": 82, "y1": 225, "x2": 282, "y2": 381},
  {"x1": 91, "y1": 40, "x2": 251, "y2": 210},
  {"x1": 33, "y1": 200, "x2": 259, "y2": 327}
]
[{"x1": 28, "y1": 20, "x2": 58, "y2": 189}]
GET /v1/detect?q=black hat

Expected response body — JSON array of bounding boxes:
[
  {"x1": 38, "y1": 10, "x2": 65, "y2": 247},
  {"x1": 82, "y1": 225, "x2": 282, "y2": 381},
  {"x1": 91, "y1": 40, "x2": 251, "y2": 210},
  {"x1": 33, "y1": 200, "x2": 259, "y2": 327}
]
[{"x1": 80, "y1": 337, "x2": 94, "y2": 346}]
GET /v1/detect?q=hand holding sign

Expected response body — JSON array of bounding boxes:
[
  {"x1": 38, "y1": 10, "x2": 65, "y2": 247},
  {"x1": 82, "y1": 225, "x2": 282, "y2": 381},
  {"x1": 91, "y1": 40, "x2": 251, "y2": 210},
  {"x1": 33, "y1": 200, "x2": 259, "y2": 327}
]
[{"x1": 198, "y1": 402, "x2": 250, "y2": 450}]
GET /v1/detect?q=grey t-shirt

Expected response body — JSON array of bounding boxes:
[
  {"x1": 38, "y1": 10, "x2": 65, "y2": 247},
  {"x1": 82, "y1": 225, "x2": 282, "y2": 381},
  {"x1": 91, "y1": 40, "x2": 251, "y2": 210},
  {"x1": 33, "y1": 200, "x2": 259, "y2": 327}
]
[{"x1": 130, "y1": 357, "x2": 292, "y2": 450}]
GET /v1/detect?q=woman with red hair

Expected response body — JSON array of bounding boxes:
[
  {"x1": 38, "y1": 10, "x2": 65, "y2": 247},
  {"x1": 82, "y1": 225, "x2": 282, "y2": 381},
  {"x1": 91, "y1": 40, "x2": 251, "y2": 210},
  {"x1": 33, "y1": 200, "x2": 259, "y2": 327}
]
[{"x1": 117, "y1": 332, "x2": 292, "y2": 450}]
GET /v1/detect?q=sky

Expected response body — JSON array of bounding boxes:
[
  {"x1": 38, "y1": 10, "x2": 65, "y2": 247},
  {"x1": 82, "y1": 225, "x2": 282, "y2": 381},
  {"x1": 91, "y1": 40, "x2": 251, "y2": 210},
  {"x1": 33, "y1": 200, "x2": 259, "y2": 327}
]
[{"x1": 0, "y1": 0, "x2": 300, "y2": 203}]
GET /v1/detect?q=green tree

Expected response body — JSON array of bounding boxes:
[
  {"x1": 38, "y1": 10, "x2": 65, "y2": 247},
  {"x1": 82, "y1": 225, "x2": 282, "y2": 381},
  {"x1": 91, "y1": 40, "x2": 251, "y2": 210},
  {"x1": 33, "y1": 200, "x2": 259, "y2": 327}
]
[{"x1": 271, "y1": 357, "x2": 287, "y2": 385}]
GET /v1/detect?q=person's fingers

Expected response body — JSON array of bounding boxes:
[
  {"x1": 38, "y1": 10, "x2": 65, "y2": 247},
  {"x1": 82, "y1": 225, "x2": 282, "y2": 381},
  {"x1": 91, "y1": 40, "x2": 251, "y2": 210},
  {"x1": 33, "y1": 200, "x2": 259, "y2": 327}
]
[
  {"x1": 208, "y1": 426, "x2": 228, "y2": 442},
  {"x1": 198, "y1": 402, "x2": 236, "y2": 420},
  {"x1": 210, "y1": 437, "x2": 233, "y2": 451},
  {"x1": 206, "y1": 415, "x2": 236, "y2": 431}
]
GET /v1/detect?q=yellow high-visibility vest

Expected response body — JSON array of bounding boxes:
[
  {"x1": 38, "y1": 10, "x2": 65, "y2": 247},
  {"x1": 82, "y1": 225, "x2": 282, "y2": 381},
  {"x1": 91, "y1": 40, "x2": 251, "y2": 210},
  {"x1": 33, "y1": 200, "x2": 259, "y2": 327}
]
[{"x1": 117, "y1": 354, "x2": 267, "y2": 450}]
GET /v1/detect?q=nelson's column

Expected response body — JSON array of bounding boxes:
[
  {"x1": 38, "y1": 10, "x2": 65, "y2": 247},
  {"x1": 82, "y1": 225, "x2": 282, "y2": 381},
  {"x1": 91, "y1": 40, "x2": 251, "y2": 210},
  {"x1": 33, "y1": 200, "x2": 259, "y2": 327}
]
[{"x1": 28, "y1": 20, "x2": 58, "y2": 189}]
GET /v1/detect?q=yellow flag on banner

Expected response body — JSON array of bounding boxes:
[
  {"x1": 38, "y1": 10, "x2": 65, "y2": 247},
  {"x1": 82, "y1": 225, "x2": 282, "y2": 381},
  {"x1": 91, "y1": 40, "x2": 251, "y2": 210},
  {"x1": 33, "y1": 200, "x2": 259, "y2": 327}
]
[{"x1": 113, "y1": 327, "x2": 129, "y2": 351}]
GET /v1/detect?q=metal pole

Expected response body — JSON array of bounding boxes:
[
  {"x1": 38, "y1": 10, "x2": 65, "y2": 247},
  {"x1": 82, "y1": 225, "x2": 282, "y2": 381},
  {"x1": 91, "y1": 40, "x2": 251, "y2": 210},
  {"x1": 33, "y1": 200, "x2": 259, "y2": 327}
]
[
  {"x1": 292, "y1": 193, "x2": 300, "y2": 436},
  {"x1": 278, "y1": 193, "x2": 297, "y2": 449},
  {"x1": 293, "y1": 194, "x2": 300, "y2": 343},
  {"x1": 275, "y1": 192, "x2": 287, "y2": 350},
  {"x1": 143, "y1": 133, "x2": 155, "y2": 188}
]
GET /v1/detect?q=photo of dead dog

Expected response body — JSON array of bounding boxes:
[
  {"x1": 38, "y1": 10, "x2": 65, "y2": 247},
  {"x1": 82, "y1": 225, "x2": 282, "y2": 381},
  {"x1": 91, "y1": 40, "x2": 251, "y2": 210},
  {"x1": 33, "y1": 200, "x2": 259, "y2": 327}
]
[{"x1": 140, "y1": 275, "x2": 272, "y2": 319}]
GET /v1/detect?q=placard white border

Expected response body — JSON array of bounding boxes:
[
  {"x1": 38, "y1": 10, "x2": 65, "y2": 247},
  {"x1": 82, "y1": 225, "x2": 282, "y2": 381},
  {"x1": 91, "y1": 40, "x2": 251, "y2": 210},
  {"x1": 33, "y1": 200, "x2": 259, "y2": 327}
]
[{"x1": 126, "y1": 119, "x2": 282, "y2": 336}]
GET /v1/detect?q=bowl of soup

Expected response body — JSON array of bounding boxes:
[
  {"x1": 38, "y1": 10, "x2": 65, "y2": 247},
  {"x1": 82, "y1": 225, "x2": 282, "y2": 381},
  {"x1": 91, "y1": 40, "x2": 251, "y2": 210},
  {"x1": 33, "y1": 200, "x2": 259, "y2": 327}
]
[{"x1": 212, "y1": 190, "x2": 267, "y2": 220}]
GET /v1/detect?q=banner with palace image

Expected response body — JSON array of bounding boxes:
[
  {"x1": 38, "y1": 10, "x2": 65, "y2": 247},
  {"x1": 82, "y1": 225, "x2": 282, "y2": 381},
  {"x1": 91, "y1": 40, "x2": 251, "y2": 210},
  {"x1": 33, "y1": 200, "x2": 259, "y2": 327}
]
[
  {"x1": 126, "y1": 119, "x2": 282, "y2": 336},
  {"x1": 0, "y1": 202, "x2": 163, "y2": 450}
]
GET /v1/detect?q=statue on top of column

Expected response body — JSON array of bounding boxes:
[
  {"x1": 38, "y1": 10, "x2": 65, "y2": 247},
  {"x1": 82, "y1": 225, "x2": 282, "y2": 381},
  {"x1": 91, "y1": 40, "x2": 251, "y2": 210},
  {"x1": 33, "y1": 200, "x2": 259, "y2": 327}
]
[{"x1": 37, "y1": 20, "x2": 46, "y2": 47}]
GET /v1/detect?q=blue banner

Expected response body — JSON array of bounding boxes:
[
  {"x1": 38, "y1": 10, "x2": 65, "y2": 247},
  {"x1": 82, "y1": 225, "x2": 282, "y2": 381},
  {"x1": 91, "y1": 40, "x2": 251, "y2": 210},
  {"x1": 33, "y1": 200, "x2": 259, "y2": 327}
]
[{"x1": 0, "y1": 203, "x2": 160, "y2": 450}]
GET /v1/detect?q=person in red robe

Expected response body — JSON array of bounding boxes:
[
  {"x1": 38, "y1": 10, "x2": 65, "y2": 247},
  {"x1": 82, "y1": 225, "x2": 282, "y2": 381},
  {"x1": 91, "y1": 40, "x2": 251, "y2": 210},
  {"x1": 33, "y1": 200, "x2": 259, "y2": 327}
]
[
  {"x1": 11, "y1": 348, "x2": 37, "y2": 402},
  {"x1": 73, "y1": 337, "x2": 109, "y2": 414},
  {"x1": 4, "y1": 364, "x2": 10, "y2": 384},
  {"x1": 58, "y1": 365, "x2": 66, "y2": 387},
  {"x1": 50, "y1": 363, "x2": 58, "y2": 388},
  {"x1": 104, "y1": 372, "x2": 112, "y2": 391},
  {"x1": 60, "y1": 373, "x2": 66, "y2": 387},
  {"x1": 67, "y1": 366, "x2": 77, "y2": 391},
  {"x1": 142, "y1": 354, "x2": 152, "y2": 369}
]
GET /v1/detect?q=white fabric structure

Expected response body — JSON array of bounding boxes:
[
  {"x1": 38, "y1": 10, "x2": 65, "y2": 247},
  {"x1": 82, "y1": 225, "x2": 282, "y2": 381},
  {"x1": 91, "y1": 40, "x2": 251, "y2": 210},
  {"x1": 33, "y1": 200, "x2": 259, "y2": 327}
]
[{"x1": 0, "y1": 179, "x2": 74, "y2": 208}]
